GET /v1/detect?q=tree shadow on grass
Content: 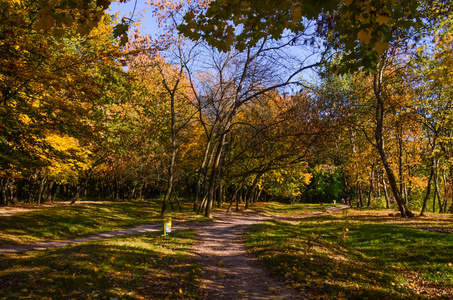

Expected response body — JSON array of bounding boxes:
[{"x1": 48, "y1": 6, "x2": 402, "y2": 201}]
[
  {"x1": 247, "y1": 218, "x2": 453, "y2": 299},
  {"x1": 0, "y1": 230, "x2": 202, "y2": 299},
  {"x1": 0, "y1": 202, "x2": 163, "y2": 246}
]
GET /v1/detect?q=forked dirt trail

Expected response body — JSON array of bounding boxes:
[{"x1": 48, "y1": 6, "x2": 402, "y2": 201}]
[
  {"x1": 193, "y1": 211, "x2": 301, "y2": 300},
  {"x1": 0, "y1": 204, "x2": 347, "y2": 298},
  {"x1": 193, "y1": 206, "x2": 348, "y2": 299}
]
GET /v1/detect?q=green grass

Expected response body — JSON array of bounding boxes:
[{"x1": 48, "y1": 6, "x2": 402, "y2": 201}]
[
  {"x1": 246, "y1": 208, "x2": 453, "y2": 299},
  {"x1": 0, "y1": 199, "x2": 207, "y2": 246},
  {"x1": 251, "y1": 202, "x2": 338, "y2": 216},
  {"x1": 0, "y1": 230, "x2": 202, "y2": 299}
]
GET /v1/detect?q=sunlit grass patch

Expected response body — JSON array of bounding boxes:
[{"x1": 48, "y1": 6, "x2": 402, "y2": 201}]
[
  {"x1": 246, "y1": 209, "x2": 453, "y2": 299},
  {"x1": 252, "y1": 202, "x2": 338, "y2": 216},
  {"x1": 0, "y1": 230, "x2": 201, "y2": 299},
  {"x1": 0, "y1": 198, "x2": 207, "y2": 246}
]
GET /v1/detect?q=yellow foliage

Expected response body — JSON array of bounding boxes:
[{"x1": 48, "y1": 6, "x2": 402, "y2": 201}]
[
  {"x1": 375, "y1": 41, "x2": 389, "y2": 54},
  {"x1": 42, "y1": 132, "x2": 92, "y2": 183},
  {"x1": 376, "y1": 14, "x2": 390, "y2": 25},
  {"x1": 18, "y1": 114, "x2": 32, "y2": 124},
  {"x1": 45, "y1": 133, "x2": 82, "y2": 152},
  {"x1": 357, "y1": 28, "x2": 372, "y2": 44}
]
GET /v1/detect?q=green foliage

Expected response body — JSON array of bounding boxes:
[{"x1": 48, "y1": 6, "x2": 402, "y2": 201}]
[
  {"x1": 0, "y1": 230, "x2": 202, "y2": 299},
  {"x1": 303, "y1": 165, "x2": 346, "y2": 203},
  {"x1": 179, "y1": 0, "x2": 431, "y2": 71},
  {"x1": 179, "y1": 0, "x2": 337, "y2": 52}
]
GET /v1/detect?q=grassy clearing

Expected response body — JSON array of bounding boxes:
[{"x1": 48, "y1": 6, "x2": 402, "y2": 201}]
[
  {"x1": 246, "y1": 208, "x2": 453, "y2": 299},
  {"x1": 0, "y1": 199, "x2": 207, "y2": 246},
  {"x1": 251, "y1": 202, "x2": 338, "y2": 216},
  {"x1": 0, "y1": 230, "x2": 202, "y2": 299}
]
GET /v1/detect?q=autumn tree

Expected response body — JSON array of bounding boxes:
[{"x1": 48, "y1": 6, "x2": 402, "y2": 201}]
[
  {"x1": 0, "y1": 1, "x2": 128, "y2": 204},
  {"x1": 411, "y1": 21, "x2": 453, "y2": 214}
]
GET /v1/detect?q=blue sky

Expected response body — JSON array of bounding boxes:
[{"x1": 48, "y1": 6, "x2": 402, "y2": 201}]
[
  {"x1": 108, "y1": 0, "x2": 157, "y2": 37},
  {"x1": 107, "y1": 1, "x2": 320, "y2": 89}
]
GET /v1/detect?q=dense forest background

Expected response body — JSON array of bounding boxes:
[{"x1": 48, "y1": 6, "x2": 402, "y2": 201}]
[{"x1": 2, "y1": 0, "x2": 453, "y2": 218}]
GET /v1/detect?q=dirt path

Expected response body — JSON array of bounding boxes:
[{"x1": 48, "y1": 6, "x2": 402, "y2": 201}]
[
  {"x1": 193, "y1": 206, "x2": 348, "y2": 299},
  {"x1": 194, "y1": 211, "x2": 301, "y2": 299},
  {"x1": 0, "y1": 224, "x2": 162, "y2": 253}
]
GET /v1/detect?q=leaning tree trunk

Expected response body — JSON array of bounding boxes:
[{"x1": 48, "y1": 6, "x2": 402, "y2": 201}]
[
  {"x1": 367, "y1": 163, "x2": 375, "y2": 207},
  {"x1": 227, "y1": 186, "x2": 241, "y2": 213},
  {"x1": 205, "y1": 131, "x2": 227, "y2": 218},
  {"x1": 382, "y1": 175, "x2": 390, "y2": 209},
  {"x1": 373, "y1": 56, "x2": 413, "y2": 217},
  {"x1": 245, "y1": 173, "x2": 264, "y2": 209},
  {"x1": 204, "y1": 104, "x2": 241, "y2": 217},
  {"x1": 194, "y1": 139, "x2": 212, "y2": 211},
  {"x1": 71, "y1": 169, "x2": 94, "y2": 204}
]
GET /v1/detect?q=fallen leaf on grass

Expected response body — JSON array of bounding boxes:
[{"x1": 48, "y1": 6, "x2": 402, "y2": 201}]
[{"x1": 267, "y1": 286, "x2": 281, "y2": 293}]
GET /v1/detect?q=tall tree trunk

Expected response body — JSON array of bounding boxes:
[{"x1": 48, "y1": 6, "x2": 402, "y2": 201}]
[
  {"x1": 194, "y1": 139, "x2": 212, "y2": 211},
  {"x1": 442, "y1": 169, "x2": 448, "y2": 212},
  {"x1": 45, "y1": 181, "x2": 54, "y2": 203},
  {"x1": 245, "y1": 173, "x2": 263, "y2": 209},
  {"x1": 205, "y1": 132, "x2": 227, "y2": 218},
  {"x1": 256, "y1": 188, "x2": 263, "y2": 203},
  {"x1": 198, "y1": 194, "x2": 208, "y2": 215},
  {"x1": 397, "y1": 121, "x2": 405, "y2": 203},
  {"x1": 367, "y1": 163, "x2": 375, "y2": 207},
  {"x1": 161, "y1": 88, "x2": 177, "y2": 217},
  {"x1": 228, "y1": 186, "x2": 241, "y2": 213},
  {"x1": 237, "y1": 187, "x2": 244, "y2": 211},
  {"x1": 137, "y1": 183, "x2": 144, "y2": 200},
  {"x1": 12, "y1": 180, "x2": 19, "y2": 205},
  {"x1": 37, "y1": 177, "x2": 47, "y2": 205},
  {"x1": 434, "y1": 164, "x2": 443, "y2": 213},
  {"x1": 349, "y1": 127, "x2": 363, "y2": 207},
  {"x1": 403, "y1": 183, "x2": 408, "y2": 205},
  {"x1": 376, "y1": 173, "x2": 381, "y2": 200},
  {"x1": 71, "y1": 169, "x2": 94, "y2": 204},
  {"x1": 357, "y1": 181, "x2": 363, "y2": 207},
  {"x1": 199, "y1": 145, "x2": 216, "y2": 212},
  {"x1": 1, "y1": 178, "x2": 8, "y2": 206},
  {"x1": 450, "y1": 166, "x2": 453, "y2": 211},
  {"x1": 420, "y1": 163, "x2": 435, "y2": 216},
  {"x1": 216, "y1": 171, "x2": 224, "y2": 207},
  {"x1": 382, "y1": 175, "x2": 390, "y2": 209},
  {"x1": 41, "y1": 180, "x2": 51, "y2": 204},
  {"x1": 433, "y1": 183, "x2": 437, "y2": 213},
  {"x1": 173, "y1": 192, "x2": 183, "y2": 213},
  {"x1": 373, "y1": 56, "x2": 413, "y2": 217}
]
